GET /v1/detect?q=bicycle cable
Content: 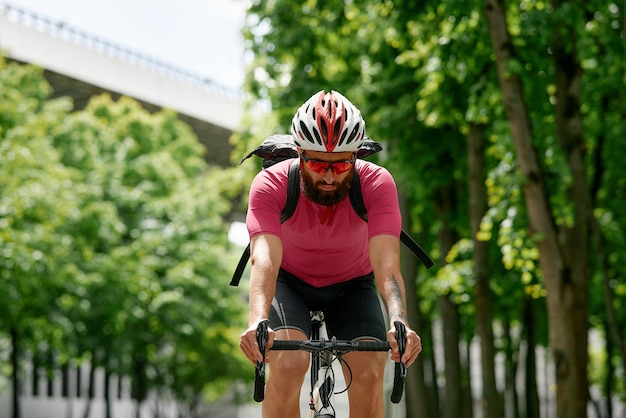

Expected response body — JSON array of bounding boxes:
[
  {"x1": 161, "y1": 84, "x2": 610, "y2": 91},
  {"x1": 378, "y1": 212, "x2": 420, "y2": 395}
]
[
  {"x1": 332, "y1": 352, "x2": 351, "y2": 395},
  {"x1": 321, "y1": 363, "x2": 337, "y2": 416}
]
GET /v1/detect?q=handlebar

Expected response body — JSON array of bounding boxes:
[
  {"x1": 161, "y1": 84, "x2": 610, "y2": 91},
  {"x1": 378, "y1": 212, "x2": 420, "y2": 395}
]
[
  {"x1": 271, "y1": 338, "x2": 391, "y2": 352},
  {"x1": 253, "y1": 320, "x2": 407, "y2": 404}
]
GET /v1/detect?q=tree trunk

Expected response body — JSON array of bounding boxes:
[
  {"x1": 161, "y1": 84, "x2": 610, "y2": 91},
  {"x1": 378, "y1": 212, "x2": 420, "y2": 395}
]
[
  {"x1": 399, "y1": 192, "x2": 435, "y2": 418},
  {"x1": 82, "y1": 351, "x2": 96, "y2": 418},
  {"x1": 467, "y1": 123, "x2": 503, "y2": 418},
  {"x1": 589, "y1": 88, "x2": 624, "y2": 416},
  {"x1": 133, "y1": 352, "x2": 148, "y2": 418},
  {"x1": 484, "y1": 1, "x2": 590, "y2": 417},
  {"x1": 462, "y1": 340, "x2": 473, "y2": 418},
  {"x1": 403, "y1": 319, "x2": 441, "y2": 416},
  {"x1": 439, "y1": 294, "x2": 463, "y2": 418},
  {"x1": 435, "y1": 183, "x2": 464, "y2": 418},
  {"x1": 594, "y1": 212, "x2": 626, "y2": 366},
  {"x1": 32, "y1": 346, "x2": 40, "y2": 396},
  {"x1": 503, "y1": 315, "x2": 520, "y2": 418},
  {"x1": 589, "y1": 92, "x2": 626, "y2": 374},
  {"x1": 523, "y1": 298, "x2": 541, "y2": 418},
  {"x1": 105, "y1": 366, "x2": 112, "y2": 418},
  {"x1": 46, "y1": 349, "x2": 55, "y2": 397},
  {"x1": 425, "y1": 323, "x2": 440, "y2": 414},
  {"x1": 550, "y1": 0, "x2": 591, "y2": 415},
  {"x1": 11, "y1": 326, "x2": 21, "y2": 418},
  {"x1": 604, "y1": 320, "x2": 614, "y2": 418}
]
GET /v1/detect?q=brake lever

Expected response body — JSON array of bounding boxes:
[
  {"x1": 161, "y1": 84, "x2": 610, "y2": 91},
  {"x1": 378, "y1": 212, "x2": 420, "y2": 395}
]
[
  {"x1": 253, "y1": 319, "x2": 270, "y2": 402},
  {"x1": 256, "y1": 319, "x2": 269, "y2": 368},
  {"x1": 394, "y1": 320, "x2": 407, "y2": 378}
]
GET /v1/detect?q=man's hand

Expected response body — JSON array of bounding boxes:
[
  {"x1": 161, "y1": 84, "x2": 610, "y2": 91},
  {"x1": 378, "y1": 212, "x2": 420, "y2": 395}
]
[
  {"x1": 239, "y1": 320, "x2": 276, "y2": 365},
  {"x1": 387, "y1": 322, "x2": 422, "y2": 367}
]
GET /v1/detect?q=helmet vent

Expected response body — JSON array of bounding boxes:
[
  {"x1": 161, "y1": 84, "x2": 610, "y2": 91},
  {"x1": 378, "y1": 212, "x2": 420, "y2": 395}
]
[
  {"x1": 299, "y1": 120, "x2": 321, "y2": 146},
  {"x1": 319, "y1": 119, "x2": 329, "y2": 143},
  {"x1": 332, "y1": 119, "x2": 342, "y2": 146},
  {"x1": 338, "y1": 128, "x2": 347, "y2": 147},
  {"x1": 345, "y1": 123, "x2": 362, "y2": 145},
  {"x1": 312, "y1": 126, "x2": 324, "y2": 145}
]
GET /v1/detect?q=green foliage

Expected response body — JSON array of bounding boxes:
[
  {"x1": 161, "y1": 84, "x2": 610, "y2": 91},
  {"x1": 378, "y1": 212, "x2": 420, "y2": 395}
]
[
  {"x1": 242, "y1": 1, "x2": 626, "y2": 409},
  {"x1": 0, "y1": 57, "x2": 248, "y2": 406},
  {"x1": 0, "y1": 58, "x2": 81, "y2": 355}
]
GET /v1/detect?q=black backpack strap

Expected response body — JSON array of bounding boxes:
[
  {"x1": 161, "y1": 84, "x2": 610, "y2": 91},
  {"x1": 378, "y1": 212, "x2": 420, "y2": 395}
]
[
  {"x1": 349, "y1": 170, "x2": 368, "y2": 222},
  {"x1": 231, "y1": 159, "x2": 300, "y2": 287},
  {"x1": 230, "y1": 243, "x2": 250, "y2": 286},
  {"x1": 281, "y1": 160, "x2": 301, "y2": 223},
  {"x1": 400, "y1": 231, "x2": 435, "y2": 269}
]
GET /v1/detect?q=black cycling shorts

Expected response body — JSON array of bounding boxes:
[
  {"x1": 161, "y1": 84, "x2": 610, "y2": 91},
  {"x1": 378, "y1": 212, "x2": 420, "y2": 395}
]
[{"x1": 269, "y1": 268, "x2": 387, "y2": 341}]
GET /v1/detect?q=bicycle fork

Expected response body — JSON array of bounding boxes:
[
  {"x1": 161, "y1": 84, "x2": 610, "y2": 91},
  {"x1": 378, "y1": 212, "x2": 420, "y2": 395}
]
[{"x1": 309, "y1": 311, "x2": 334, "y2": 418}]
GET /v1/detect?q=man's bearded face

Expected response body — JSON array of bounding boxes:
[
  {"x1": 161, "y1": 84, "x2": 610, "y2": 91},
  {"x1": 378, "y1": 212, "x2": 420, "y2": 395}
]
[{"x1": 301, "y1": 167, "x2": 353, "y2": 206}]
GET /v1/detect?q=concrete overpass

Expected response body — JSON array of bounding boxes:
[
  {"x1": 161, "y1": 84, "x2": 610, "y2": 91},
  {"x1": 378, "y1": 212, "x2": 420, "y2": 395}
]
[{"x1": 0, "y1": 3, "x2": 242, "y2": 167}]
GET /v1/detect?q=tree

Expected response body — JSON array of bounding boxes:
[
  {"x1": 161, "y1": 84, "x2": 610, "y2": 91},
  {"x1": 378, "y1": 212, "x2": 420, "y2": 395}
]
[
  {"x1": 1, "y1": 57, "x2": 249, "y2": 417},
  {"x1": 483, "y1": 0, "x2": 596, "y2": 416},
  {"x1": 0, "y1": 57, "x2": 87, "y2": 418},
  {"x1": 50, "y1": 94, "x2": 248, "y2": 416},
  {"x1": 240, "y1": 1, "x2": 625, "y2": 417}
]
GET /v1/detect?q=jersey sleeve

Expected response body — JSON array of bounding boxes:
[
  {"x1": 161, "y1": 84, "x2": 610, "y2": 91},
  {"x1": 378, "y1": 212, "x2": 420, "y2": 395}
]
[
  {"x1": 245, "y1": 161, "x2": 290, "y2": 240},
  {"x1": 358, "y1": 161, "x2": 402, "y2": 240}
]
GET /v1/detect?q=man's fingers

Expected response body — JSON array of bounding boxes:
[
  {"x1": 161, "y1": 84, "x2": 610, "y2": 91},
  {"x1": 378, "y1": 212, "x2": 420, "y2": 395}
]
[
  {"x1": 402, "y1": 331, "x2": 422, "y2": 366},
  {"x1": 387, "y1": 325, "x2": 423, "y2": 366},
  {"x1": 239, "y1": 325, "x2": 277, "y2": 365},
  {"x1": 239, "y1": 328, "x2": 264, "y2": 364},
  {"x1": 387, "y1": 329, "x2": 399, "y2": 349}
]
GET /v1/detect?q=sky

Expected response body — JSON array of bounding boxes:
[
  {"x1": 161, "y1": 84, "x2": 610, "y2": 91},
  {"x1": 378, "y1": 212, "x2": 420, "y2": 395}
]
[
  {"x1": 3, "y1": 0, "x2": 252, "y2": 245},
  {"x1": 3, "y1": 0, "x2": 249, "y2": 91}
]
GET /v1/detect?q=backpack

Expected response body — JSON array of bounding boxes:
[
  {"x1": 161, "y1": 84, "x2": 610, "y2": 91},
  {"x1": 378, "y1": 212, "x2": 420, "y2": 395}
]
[{"x1": 230, "y1": 134, "x2": 434, "y2": 286}]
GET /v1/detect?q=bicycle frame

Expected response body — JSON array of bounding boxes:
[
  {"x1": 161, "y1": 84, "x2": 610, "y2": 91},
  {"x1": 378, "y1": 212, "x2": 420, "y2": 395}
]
[
  {"x1": 253, "y1": 313, "x2": 407, "y2": 417},
  {"x1": 309, "y1": 311, "x2": 336, "y2": 418}
]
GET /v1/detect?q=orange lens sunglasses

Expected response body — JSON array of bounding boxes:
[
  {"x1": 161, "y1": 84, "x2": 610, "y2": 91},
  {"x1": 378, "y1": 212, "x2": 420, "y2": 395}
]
[{"x1": 300, "y1": 153, "x2": 356, "y2": 174}]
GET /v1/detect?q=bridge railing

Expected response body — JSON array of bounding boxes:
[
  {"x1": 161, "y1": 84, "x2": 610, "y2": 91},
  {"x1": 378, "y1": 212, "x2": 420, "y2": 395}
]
[{"x1": 2, "y1": 2, "x2": 242, "y2": 100}]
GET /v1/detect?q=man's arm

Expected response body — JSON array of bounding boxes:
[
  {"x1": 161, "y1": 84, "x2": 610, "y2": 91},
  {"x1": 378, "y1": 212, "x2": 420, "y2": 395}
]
[
  {"x1": 239, "y1": 233, "x2": 283, "y2": 364},
  {"x1": 369, "y1": 234, "x2": 422, "y2": 367}
]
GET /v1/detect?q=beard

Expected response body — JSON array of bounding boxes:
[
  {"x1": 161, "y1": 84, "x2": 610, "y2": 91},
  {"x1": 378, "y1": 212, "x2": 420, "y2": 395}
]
[{"x1": 301, "y1": 168, "x2": 354, "y2": 206}]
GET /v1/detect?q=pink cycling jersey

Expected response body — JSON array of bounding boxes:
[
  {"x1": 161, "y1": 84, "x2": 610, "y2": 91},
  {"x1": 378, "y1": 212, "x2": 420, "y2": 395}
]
[{"x1": 246, "y1": 158, "x2": 402, "y2": 288}]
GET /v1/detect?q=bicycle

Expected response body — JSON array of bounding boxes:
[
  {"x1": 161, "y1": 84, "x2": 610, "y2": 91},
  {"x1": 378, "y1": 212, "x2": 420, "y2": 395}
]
[{"x1": 252, "y1": 311, "x2": 407, "y2": 418}]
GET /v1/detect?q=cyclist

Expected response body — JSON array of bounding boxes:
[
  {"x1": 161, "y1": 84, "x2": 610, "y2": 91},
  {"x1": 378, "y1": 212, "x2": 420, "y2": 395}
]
[{"x1": 239, "y1": 90, "x2": 422, "y2": 418}]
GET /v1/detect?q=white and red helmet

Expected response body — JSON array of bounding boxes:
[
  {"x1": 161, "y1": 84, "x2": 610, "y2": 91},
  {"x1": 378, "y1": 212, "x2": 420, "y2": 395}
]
[{"x1": 291, "y1": 90, "x2": 366, "y2": 152}]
